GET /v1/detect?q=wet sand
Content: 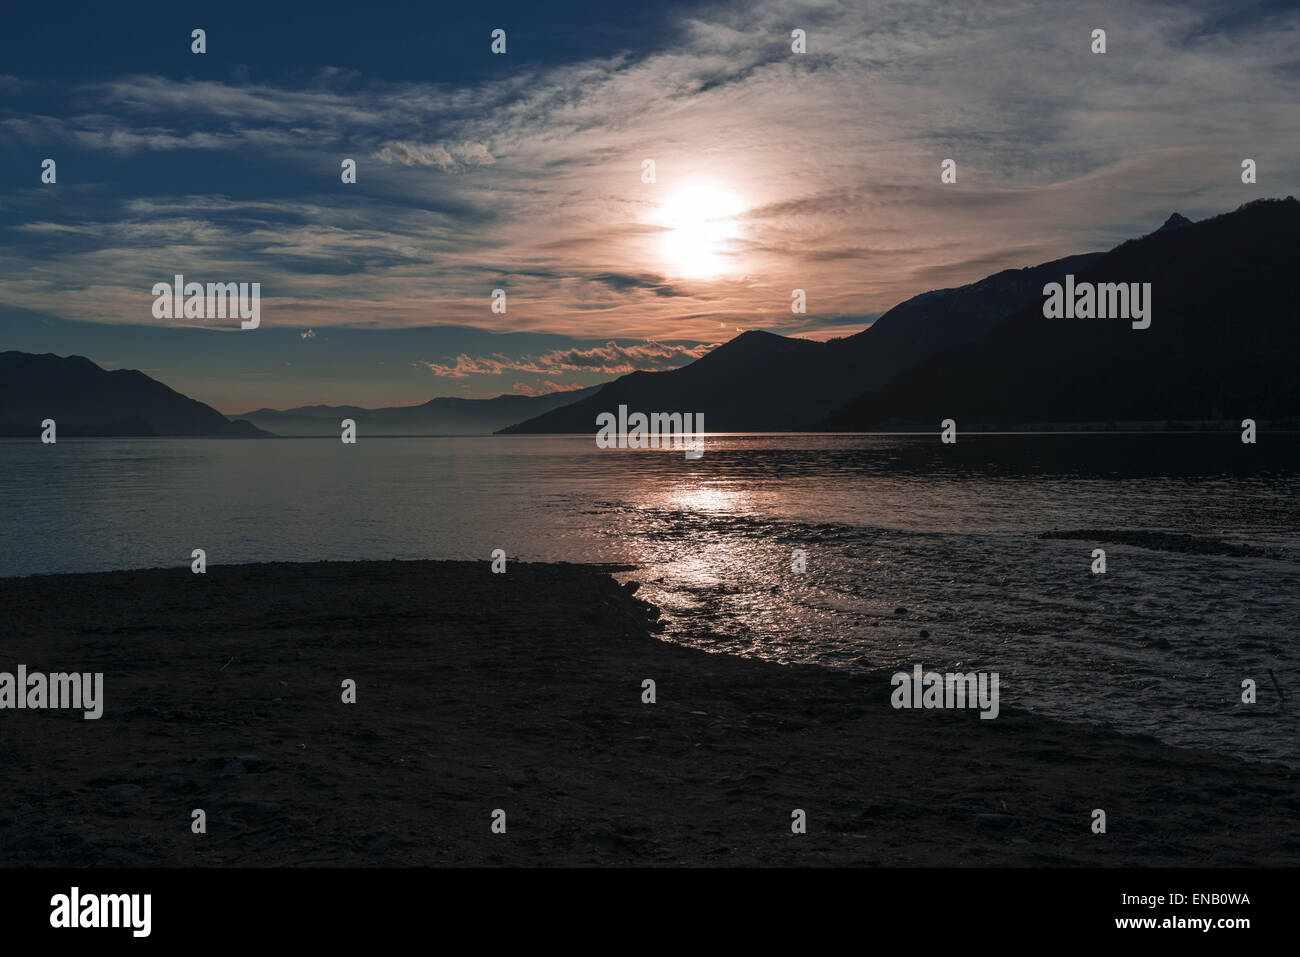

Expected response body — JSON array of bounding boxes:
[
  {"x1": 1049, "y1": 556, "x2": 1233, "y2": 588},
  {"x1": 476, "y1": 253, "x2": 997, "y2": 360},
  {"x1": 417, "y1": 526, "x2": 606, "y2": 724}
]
[{"x1": 1, "y1": 560, "x2": 1297, "y2": 866}]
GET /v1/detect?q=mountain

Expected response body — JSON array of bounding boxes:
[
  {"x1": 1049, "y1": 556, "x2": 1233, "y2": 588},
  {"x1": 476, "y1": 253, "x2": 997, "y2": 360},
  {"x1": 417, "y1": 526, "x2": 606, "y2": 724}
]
[
  {"x1": 235, "y1": 385, "x2": 602, "y2": 436},
  {"x1": 501, "y1": 331, "x2": 832, "y2": 433},
  {"x1": 1153, "y1": 212, "x2": 1193, "y2": 234},
  {"x1": 819, "y1": 198, "x2": 1300, "y2": 430},
  {"x1": 499, "y1": 252, "x2": 1103, "y2": 434},
  {"x1": 830, "y1": 251, "x2": 1106, "y2": 391},
  {"x1": 0, "y1": 352, "x2": 267, "y2": 437}
]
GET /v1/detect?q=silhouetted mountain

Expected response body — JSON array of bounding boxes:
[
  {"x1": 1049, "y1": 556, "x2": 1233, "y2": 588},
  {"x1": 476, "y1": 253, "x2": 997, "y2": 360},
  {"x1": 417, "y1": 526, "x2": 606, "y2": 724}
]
[
  {"x1": 820, "y1": 198, "x2": 1300, "y2": 430},
  {"x1": 499, "y1": 253, "x2": 1103, "y2": 433},
  {"x1": 831, "y1": 251, "x2": 1106, "y2": 390},
  {"x1": 0, "y1": 352, "x2": 267, "y2": 437},
  {"x1": 500, "y1": 331, "x2": 833, "y2": 432},
  {"x1": 237, "y1": 386, "x2": 602, "y2": 436},
  {"x1": 1154, "y1": 212, "x2": 1193, "y2": 233}
]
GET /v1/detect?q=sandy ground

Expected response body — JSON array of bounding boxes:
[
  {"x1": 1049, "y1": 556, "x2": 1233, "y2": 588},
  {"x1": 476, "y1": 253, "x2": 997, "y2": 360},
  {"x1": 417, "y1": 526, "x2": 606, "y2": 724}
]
[{"x1": 1, "y1": 559, "x2": 1297, "y2": 866}]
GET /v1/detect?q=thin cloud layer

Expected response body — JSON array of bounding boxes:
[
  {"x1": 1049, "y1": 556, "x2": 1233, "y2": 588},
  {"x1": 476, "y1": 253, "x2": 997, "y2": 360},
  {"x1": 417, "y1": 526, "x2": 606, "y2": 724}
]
[
  {"x1": 419, "y1": 340, "x2": 714, "y2": 377},
  {"x1": 1, "y1": 0, "x2": 1298, "y2": 400}
]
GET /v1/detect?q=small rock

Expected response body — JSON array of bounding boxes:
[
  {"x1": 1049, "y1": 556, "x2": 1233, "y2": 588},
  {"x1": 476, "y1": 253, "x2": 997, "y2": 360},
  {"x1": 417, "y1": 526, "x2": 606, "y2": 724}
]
[
  {"x1": 221, "y1": 761, "x2": 247, "y2": 775},
  {"x1": 894, "y1": 607, "x2": 909, "y2": 615},
  {"x1": 919, "y1": 629, "x2": 930, "y2": 638},
  {"x1": 106, "y1": 784, "x2": 141, "y2": 802},
  {"x1": 367, "y1": 835, "x2": 390, "y2": 856}
]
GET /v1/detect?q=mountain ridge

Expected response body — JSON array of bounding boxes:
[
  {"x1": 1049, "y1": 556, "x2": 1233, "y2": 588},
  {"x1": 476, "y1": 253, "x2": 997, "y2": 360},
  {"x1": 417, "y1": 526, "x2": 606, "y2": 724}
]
[
  {"x1": 235, "y1": 385, "x2": 603, "y2": 435},
  {"x1": 0, "y1": 351, "x2": 268, "y2": 437},
  {"x1": 819, "y1": 197, "x2": 1300, "y2": 430},
  {"x1": 499, "y1": 250, "x2": 1106, "y2": 433}
]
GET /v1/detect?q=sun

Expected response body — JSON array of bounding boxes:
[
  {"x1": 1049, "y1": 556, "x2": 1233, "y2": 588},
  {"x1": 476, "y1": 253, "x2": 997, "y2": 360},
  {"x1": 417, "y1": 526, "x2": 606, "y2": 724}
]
[{"x1": 658, "y1": 181, "x2": 743, "y2": 279}]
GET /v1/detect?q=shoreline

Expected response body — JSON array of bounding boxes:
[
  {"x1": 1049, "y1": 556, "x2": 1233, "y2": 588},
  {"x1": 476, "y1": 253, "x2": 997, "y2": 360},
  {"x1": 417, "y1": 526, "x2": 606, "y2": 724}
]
[
  {"x1": 1, "y1": 559, "x2": 1297, "y2": 866},
  {"x1": 8, "y1": 428, "x2": 1300, "y2": 439}
]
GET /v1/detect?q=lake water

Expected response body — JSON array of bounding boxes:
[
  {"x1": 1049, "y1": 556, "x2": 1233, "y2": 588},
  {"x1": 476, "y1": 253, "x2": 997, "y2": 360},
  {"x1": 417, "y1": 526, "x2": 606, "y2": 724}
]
[{"x1": 3, "y1": 433, "x2": 1298, "y2": 765}]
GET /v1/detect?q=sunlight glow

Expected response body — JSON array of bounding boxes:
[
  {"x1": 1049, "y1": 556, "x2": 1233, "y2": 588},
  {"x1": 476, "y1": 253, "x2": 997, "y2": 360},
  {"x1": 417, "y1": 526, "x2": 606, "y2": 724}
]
[{"x1": 658, "y1": 182, "x2": 743, "y2": 279}]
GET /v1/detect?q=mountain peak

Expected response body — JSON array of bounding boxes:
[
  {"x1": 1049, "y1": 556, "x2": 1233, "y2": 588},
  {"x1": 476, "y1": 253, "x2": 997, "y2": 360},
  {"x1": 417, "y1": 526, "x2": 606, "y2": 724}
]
[
  {"x1": 1156, "y1": 212, "x2": 1193, "y2": 232},
  {"x1": 0, "y1": 351, "x2": 269, "y2": 437}
]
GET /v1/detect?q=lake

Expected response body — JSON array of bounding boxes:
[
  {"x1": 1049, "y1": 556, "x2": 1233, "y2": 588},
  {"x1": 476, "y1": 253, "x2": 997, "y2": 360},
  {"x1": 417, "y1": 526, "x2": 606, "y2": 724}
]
[{"x1": 3, "y1": 432, "x2": 1298, "y2": 765}]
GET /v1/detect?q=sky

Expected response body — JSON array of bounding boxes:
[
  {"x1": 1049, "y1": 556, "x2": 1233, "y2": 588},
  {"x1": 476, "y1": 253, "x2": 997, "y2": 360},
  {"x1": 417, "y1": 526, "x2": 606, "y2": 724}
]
[{"x1": 2, "y1": 0, "x2": 1298, "y2": 412}]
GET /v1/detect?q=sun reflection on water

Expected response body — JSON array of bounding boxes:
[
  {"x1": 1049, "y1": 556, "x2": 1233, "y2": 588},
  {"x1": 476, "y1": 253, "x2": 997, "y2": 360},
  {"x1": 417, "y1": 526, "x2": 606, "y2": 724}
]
[{"x1": 658, "y1": 483, "x2": 750, "y2": 514}]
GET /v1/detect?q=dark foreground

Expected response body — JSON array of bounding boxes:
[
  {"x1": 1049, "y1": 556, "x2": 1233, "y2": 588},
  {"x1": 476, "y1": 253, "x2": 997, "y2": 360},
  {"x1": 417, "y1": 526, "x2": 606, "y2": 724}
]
[{"x1": 1, "y1": 560, "x2": 1297, "y2": 866}]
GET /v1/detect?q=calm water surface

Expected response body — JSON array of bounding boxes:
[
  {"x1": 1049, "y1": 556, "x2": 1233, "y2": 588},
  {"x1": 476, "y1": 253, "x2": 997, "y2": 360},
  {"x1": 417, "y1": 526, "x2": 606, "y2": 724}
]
[{"x1": 3, "y1": 433, "x2": 1298, "y2": 765}]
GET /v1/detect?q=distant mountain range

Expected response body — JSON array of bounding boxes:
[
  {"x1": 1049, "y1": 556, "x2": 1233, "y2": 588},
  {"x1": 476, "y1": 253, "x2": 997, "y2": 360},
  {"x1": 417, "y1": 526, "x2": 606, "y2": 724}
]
[
  {"x1": 0, "y1": 352, "x2": 601, "y2": 437},
  {"x1": 498, "y1": 250, "x2": 1104, "y2": 433},
  {"x1": 5, "y1": 199, "x2": 1296, "y2": 438},
  {"x1": 0, "y1": 352, "x2": 267, "y2": 437},
  {"x1": 232, "y1": 386, "x2": 602, "y2": 435},
  {"x1": 503, "y1": 198, "x2": 1300, "y2": 433}
]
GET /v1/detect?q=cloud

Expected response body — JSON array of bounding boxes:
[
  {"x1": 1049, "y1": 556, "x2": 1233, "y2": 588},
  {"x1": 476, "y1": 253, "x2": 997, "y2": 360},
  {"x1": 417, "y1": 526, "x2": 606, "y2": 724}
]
[
  {"x1": 418, "y1": 340, "x2": 715, "y2": 378},
  {"x1": 508, "y1": 380, "x2": 585, "y2": 396},
  {"x1": 418, "y1": 354, "x2": 514, "y2": 378},
  {"x1": 588, "y1": 272, "x2": 686, "y2": 297},
  {"x1": 0, "y1": 0, "x2": 1298, "y2": 344},
  {"x1": 538, "y1": 340, "x2": 714, "y2": 372},
  {"x1": 374, "y1": 142, "x2": 457, "y2": 170}
]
